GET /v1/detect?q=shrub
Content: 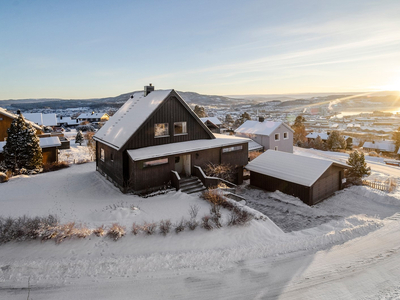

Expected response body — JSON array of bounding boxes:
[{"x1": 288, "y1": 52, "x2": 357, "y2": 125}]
[
  {"x1": 201, "y1": 215, "x2": 213, "y2": 231},
  {"x1": 142, "y1": 222, "x2": 157, "y2": 235},
  {"x1": 93, "y1": 225, "x2": 106, "y2": 237},
  {"x1": 203, "y1": 162, "x2": 236, "y2": 183},
  {"x1": 0, "y1": 172, "x2": 8, "y2": 183},
  {"x1": 42, "y1": 161, "x2": 70, "y2": 173},
  {"x1": 227, "y1": 207, "x2": 254, "y2": 226},
  {"x1": 188, "y1": 205, "x2": 199, "y2": 219},
  {"x1": 131, "y1": 222, "x2": 141, "y2": 235},
  {"x1": 175, "y1": 218, "x2": 186, "y2": 234},
  {"x1": 107, "y1": 223, "x2": 126, "y2": 241},
  {"x1": 159, "y1": 219, "x2": 172, "y2": 236},
  {"x1": 249, "y1": 151, "x2": 262, "y2": 161},
  {"x1": 210, "y1": 204, "x2": 222, "y2": 228},
  {"x1": 186, "y1": 218, "x2": 199, "y2": 231}
]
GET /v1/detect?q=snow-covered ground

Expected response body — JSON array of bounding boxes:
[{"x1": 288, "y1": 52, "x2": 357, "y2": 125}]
[{"x1": 1, "y1": 148, "x2": 400, "y2": 299}]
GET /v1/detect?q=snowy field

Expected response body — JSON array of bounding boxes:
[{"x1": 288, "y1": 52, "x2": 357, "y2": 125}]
[{"x1": 1, "y1": 147, "x2": 400, "y2": 299}]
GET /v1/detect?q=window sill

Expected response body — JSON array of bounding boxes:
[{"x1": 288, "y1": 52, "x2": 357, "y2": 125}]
[
  {"x1": 174, "y1": 133, "x2": 188, "y2": 136},
  {"x1": 155, "y1": 135, "x2": 170, "y2": 138}
]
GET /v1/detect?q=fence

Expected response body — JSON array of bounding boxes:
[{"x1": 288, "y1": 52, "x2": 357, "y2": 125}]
[{"x1": 362, "y1": 180, "x2": 390, "y2": 192}]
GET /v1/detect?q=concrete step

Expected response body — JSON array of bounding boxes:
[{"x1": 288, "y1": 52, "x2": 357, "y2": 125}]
[
  {"x1": 180, "y1": 179, "x2": 202, "y2": 189},
  {"x1": 184, "y1": 186, "x2": 207, "y2": 194}
]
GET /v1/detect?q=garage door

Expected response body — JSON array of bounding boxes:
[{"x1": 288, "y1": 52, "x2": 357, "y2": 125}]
[{"x1": 313, "y1": 172, "x2": 340, "y2": 204}]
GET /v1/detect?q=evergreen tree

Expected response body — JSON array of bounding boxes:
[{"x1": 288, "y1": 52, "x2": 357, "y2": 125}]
[
  {"x1": 326, "y1": 131, "x2": 346, "y2": 151},
  {"x1": 313, "y1": 135, "x2": 325, "y2": 150},
  {"x1": 291, "y1": 115, "x2": 307, "y2": 145},
  {"x1": 75, "y1": 130, "x2": 84, "y2": 145},
  {"x1": 346, "y1": 150, "x2": 371, "y2": 179},
  {"x1": 3, "y1": 112, "x2": 42, "y2": 173},
  {"x1": 393, "y1": 126, "x2": 400, "y2": 153},
  {"x1": 234, "y1": 112, "x2": 251, "y2": 127},
  {"x1": 225, "y1": 114, "x2": 234, "y2": 124}
]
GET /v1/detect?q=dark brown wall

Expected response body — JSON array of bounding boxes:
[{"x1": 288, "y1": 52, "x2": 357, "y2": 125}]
[
  {"x1": 122, "y1": 94, "x2": 212, "y2": 151},
  {"x1": 250, "y1": 172, "x2": 312, "y2": 205},
  {"x1": 0, "y1": 114, "x2": 42, "y2": 141},
  {"x1": 221, "y1": 143, "x2": 248, "y2": 167},
  {"x1": 311, "y1": 165, "x2": 344, "y2": 205},
  {"x1": 96, "y1": 141, "x2": 125, "y2": 188},
  {"x1": 42, "y1": 147, "x2": 58, "y2": 165}
]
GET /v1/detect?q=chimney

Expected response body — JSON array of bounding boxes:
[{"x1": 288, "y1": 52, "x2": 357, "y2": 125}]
[
  {"x1": 258, "y1": 116, "x2": 265, "y2": 122},
  {"x1": 144, "y1": 83, "x2": 154, "y2": 96}
]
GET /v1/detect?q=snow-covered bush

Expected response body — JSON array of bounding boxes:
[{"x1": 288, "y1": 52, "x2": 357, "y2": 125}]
[
  {"x1": 141, "y1": 222, "x2": 157, "y2": 235},
  {"x1": 93, "y1": 225, "x2": 106, "y2": 237},
  {"x1": 227, "y1": 207, "x2": 254, "y2": 226},
  {"x1": 107, "y1": 223, "x2": 126, "y2": 241},
  {"x1": 0, "y1": 172, "x2": 8, "y2": 183},
  {"x1": 203, "y1": 162, "x2": 236, "y2": 183},
  {"x1": 42, "y1": 161, "x2": 69, "y2": 173},
  {"x1": 346, "y1": 150, "x2": 371, "y2": 184},
  {"x1": 75, "y1": 130, "x2": 84, "y2": 145},
  {"x1": 159, "y1": 219, "x2": 172, "y2": 236},
  {"x1": 201, "y1": 215, "x2": 213, "y2": 231},
  {"x1": 131, "y1": 222, "x2": 141, "y2": 235},
  {"x1": 174, "y1": 218, "x2": 186, "y2": 233}
]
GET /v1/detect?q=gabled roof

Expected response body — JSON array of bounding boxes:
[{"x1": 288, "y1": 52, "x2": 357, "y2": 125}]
[
  {"x1": 245, "y1": 150, "x2": 348, "y2": 187},
  {"x1": 0, "y1": 137, "x2": 61, "y2": 153},
  {"x1": 248, "y1": 140, "x2": 263, "y2": 151},
  {"x1": 24, "y1": 113, "x2": 57, "y2": 126},
  {"x1": 235, "y1": 120, "x2": 294, "y2": 136},
  {"x1": 0, "y1": 108, "x2": 42, "y2": 131},
  {"x1": 200, "y1": 117, "x2": 222, "y2": 126},
  {"x1": 363, "y1": 141, "x2": 396, "y2": 152},
  {"x1": 93, "y1": 89, "x2": 214, "y2": 150},
  {"x1": 306, "y1": 132, "x2": 351, "y2": 141},
  {"x1": 78, "y1": 112, "x2": 109, "y2": 119}
]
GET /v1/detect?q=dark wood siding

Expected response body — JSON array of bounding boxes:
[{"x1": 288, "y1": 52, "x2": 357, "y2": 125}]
[
  {"x1": 311, "y1": 165, "x2": 344, "y2": 205},
  {"x1": 42, "y1": 147, "x2": 58, "y2": 164},
  {"x1": 122, "y1": 94, "x2": 212, "y2": 151},
  {"x1": 221, "y1": 143, "x2": 248, "y2": 167},
  {"x1": 96, "y1": 141, "x2": 125, "y2": 189}
]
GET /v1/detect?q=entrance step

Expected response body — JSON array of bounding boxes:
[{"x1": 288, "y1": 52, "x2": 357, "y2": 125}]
[{"x1": 179, "y1": 176, "x2": 207, "y2": 194}]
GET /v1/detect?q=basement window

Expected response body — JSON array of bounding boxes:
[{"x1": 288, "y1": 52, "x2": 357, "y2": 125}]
[
  {"x1": 155, "y1": 123, "x2": 169, "y2": 137},
  {"x1": 143, "y1": 158, "x2": 168, "y2": 168},
  {"x1": 174, "y1": 122, "x2": 187, "y2": 135},
  {"x1": 222, "y1": 145, "x2": 243, "y2": 153}
]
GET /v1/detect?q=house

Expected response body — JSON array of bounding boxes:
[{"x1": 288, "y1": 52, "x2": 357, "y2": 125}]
[
  {"x1": 0, "y1": 108, "x2": 43, "y2": 141},
  {"x1": 362, "y1": 140, "x2": 396, "y2": 153},
  {"x1": 0, "y1": 136, "x2": 61, "y2": 165},
  {"x1": 24, "y1": 113, "x2": 58, "y2": 127},
  {"x1": 77, "y1": 112, "x2": 109, "y2": 123},
  {"x1": 93, "y1": 85, "x2": 250, "y2": 193},
  {"x1": 306, "y1": 131, "x2": 353, "y2": 149},
  {"x1": 57, "y1": 116, "x2": 80, "y2": 127},
  {"x1": 199, "y1": 117, "x2": 227, "y2": 133},
  {"x1": 245, "y1": 150, "x2": 348, "y2": 206},
  {"x1": 235, "y1": 118, "x2": 294, "y2": 153}
]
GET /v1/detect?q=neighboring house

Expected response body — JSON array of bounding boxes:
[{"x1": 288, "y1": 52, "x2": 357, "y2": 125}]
[
  {"x1": 306, "y1": 132, "x2": 353, "y2": 148},
  {"x1": 0, "y1": 108, "x2": 43, "y2": 141},
  {"x1": 77, "y1": 112, "x2": 109, "y2": 123},
  {"x1": 0, "y1": 136, "x2": 61, "y2": 165},
  {"x1": 235, "y1": 119, "x2": 294, "y2": 153},
  {"x1": 362, "y1": 140, "x2": 396, "y2": 153},
  {"x1": 24, "y1": 113, "x2": 58, "y2": 127},
  {"x1": 57, "y1": 116, "x2": 80, "y2": 128},
  {"x1": 199, "y1": 117, "x2": 227, "y2": 133},
  {"x1": 245, "y1": 150, "x2": 348, "y2": 206},
  {"x1": 93, "y1": 86, "x2": 250, "y2": 193}
]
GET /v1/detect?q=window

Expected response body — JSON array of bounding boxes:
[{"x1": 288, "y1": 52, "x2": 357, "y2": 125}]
[
  {"x1": 154, "y1": 123, "x2": 169, "y2": 137},
  {"x1": 274, "y1": 133, "x2": 280, "y2": 141},
  {"x1": 283, "y1": 132, "x2": 288, "y2": 139},
  {"x1": 100, "y1": 148, "x2": 105, "y2": 162},
  {"x1": 174, "y1": 122, "x2": 187, "y2": 135},
  {"x1": 0, "y1": 117, "x2": 3, "y2": 120},
  {"x1": 110, "y1": 153, "x2": 114, "y2": 162},
  {"x1": 222, "y1": 145, "x2": 243, "y2": 153},
  {"x1": 143, "y1": 158, "x2": 168, "y2": 168},
  {"x1": 274, "y1": 146, "x2": 278, "y2": 151}
]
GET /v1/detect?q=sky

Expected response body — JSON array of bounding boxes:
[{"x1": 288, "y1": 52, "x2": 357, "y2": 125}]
[{"x1": 1, "y1": 0, "x2": 400, "y2": 99}]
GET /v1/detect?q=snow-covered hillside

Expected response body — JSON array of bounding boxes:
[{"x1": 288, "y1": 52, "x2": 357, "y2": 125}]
[{"x1": 1, "y1": 148, "x2": 400, "y2": 299}]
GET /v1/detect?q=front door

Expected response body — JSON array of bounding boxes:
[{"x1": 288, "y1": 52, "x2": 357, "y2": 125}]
[{"x1": 175, "y1": 154, "x2": 191, "y2": 177}]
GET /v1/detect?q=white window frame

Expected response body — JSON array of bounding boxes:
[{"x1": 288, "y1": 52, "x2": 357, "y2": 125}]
[
  {"x1": 174, "y1": 121, "x2": 187, "y2": 136},
  {"x1": 274, "y1": 133, "x2": 280, "y2": 141},
  {"x1": 154, "y1": 123, "x2": 169, "y2": 138},
  {"x1": 222, "y1": 145, "x2": 243, "y2": 153},
  {"x1": 283, "y1": 132, "x2": 288, "y2": 139},
  {"x1": 100, "y1": 148, "x2": 105, "y2": 162},
  {"x1": 143, "y1": 158, "x2": 169, "y2": 168}
]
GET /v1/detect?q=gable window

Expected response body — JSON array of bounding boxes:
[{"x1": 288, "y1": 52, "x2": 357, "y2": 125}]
[
  {"x1": 222, "y1": 145, "x2": 243, "y2": 153},
  {"x1": 100, "y1": 148, "x2": 105, "y2": 162},
  {"x1": 274, "y1": 146, "x2": 278, "y2": 151},
  {"x1": 283, "y1": 132, "x2": 288, "y2": 139},
  {"x1": 274, "y1": 133, "x2": 280, "y2": 141},
  {"x1": 143, "y1": 158, "x2": 168, "y2": 168},
  {"x1": 174, "y1": 122, "x2": 187, "y2": 135},
  {"x1": 155, "y1": 123, "x2": 169, "y2": 137}
]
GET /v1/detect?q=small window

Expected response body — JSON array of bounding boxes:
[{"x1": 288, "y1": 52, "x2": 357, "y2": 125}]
[
  {"x1": 283, "y1": 132, "x2": 288, "y2": 139},
  {"x1": 155, "y1": 123, "x2": 169, "y2": 137},
  {"x1": 222, "y1": 145, "x2": 243, "y2": 153},
  {"x1": 174, "y1": 122, "x2": 187, "y2": 135},
  {"x1": 110, "y1": 153, "x2": 114, "y2": 162},
  {"x1": 274, "y1": 133, "x2": 280, "y2": 141},
  {"x1": 274, "y1": 146, "x2": 278, "y2": 151},
  {"x1": 100, "y1": 148, "x2": 105, "y2": 162},
  {"x1": 0, "y1": 117, "x2": 3, "y2": 121},
  {"x1": 143, "y1": 158, "x2": 168, "y2": 168}
]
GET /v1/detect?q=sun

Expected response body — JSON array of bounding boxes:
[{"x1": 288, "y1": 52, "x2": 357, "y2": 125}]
[{"x1": 379, "y1": 77, "x2": 400, "y2": 92}]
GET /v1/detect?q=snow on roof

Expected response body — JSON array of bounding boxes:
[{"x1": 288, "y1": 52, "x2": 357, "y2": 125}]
[
  {"x1": 127, "y1": 134, "x2": 250, "y2": 161},
  {"x1": 24, "y1": 113, "x2": 43, "y2": 125},
  {"x1": 0, "y1": 108, "x2": 42, "y2": 131},
  {"x1": 200, "y1": 117, "x2": 222, "y2": 126},
  {"x1": 42, "y1": 114, "x2": 58, "y2": 126},
  {"x1": 248, "y1": 139, "x2": 263, "y2": 151},
  {"x1": 235, "y1": 120, "x2": 293, "y2": 136},
  {"x1": 245, "y1": 150, "x2": 348, "y2": 187},
  {"x1": 78, "y1": 112, "x2": 108, "y2": 119},
  {"x1": 39, "y1": 136, "x2": 61, "y2": 148},
  {"x1": 306, "y1": 132, "x2": 329, "y2": 140},
  {"x1": 57, "y1": 117, "x2": 80, "y2": 125},
  {"x1": 363, "y1": 141, "x2": 396, "y2": 152},
  {"x1": 25, "y1": 113, "x2": 57, "y2": 126},
  {"x1": 93, "y1": 90, "x2": 173, "y2": 150}
]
